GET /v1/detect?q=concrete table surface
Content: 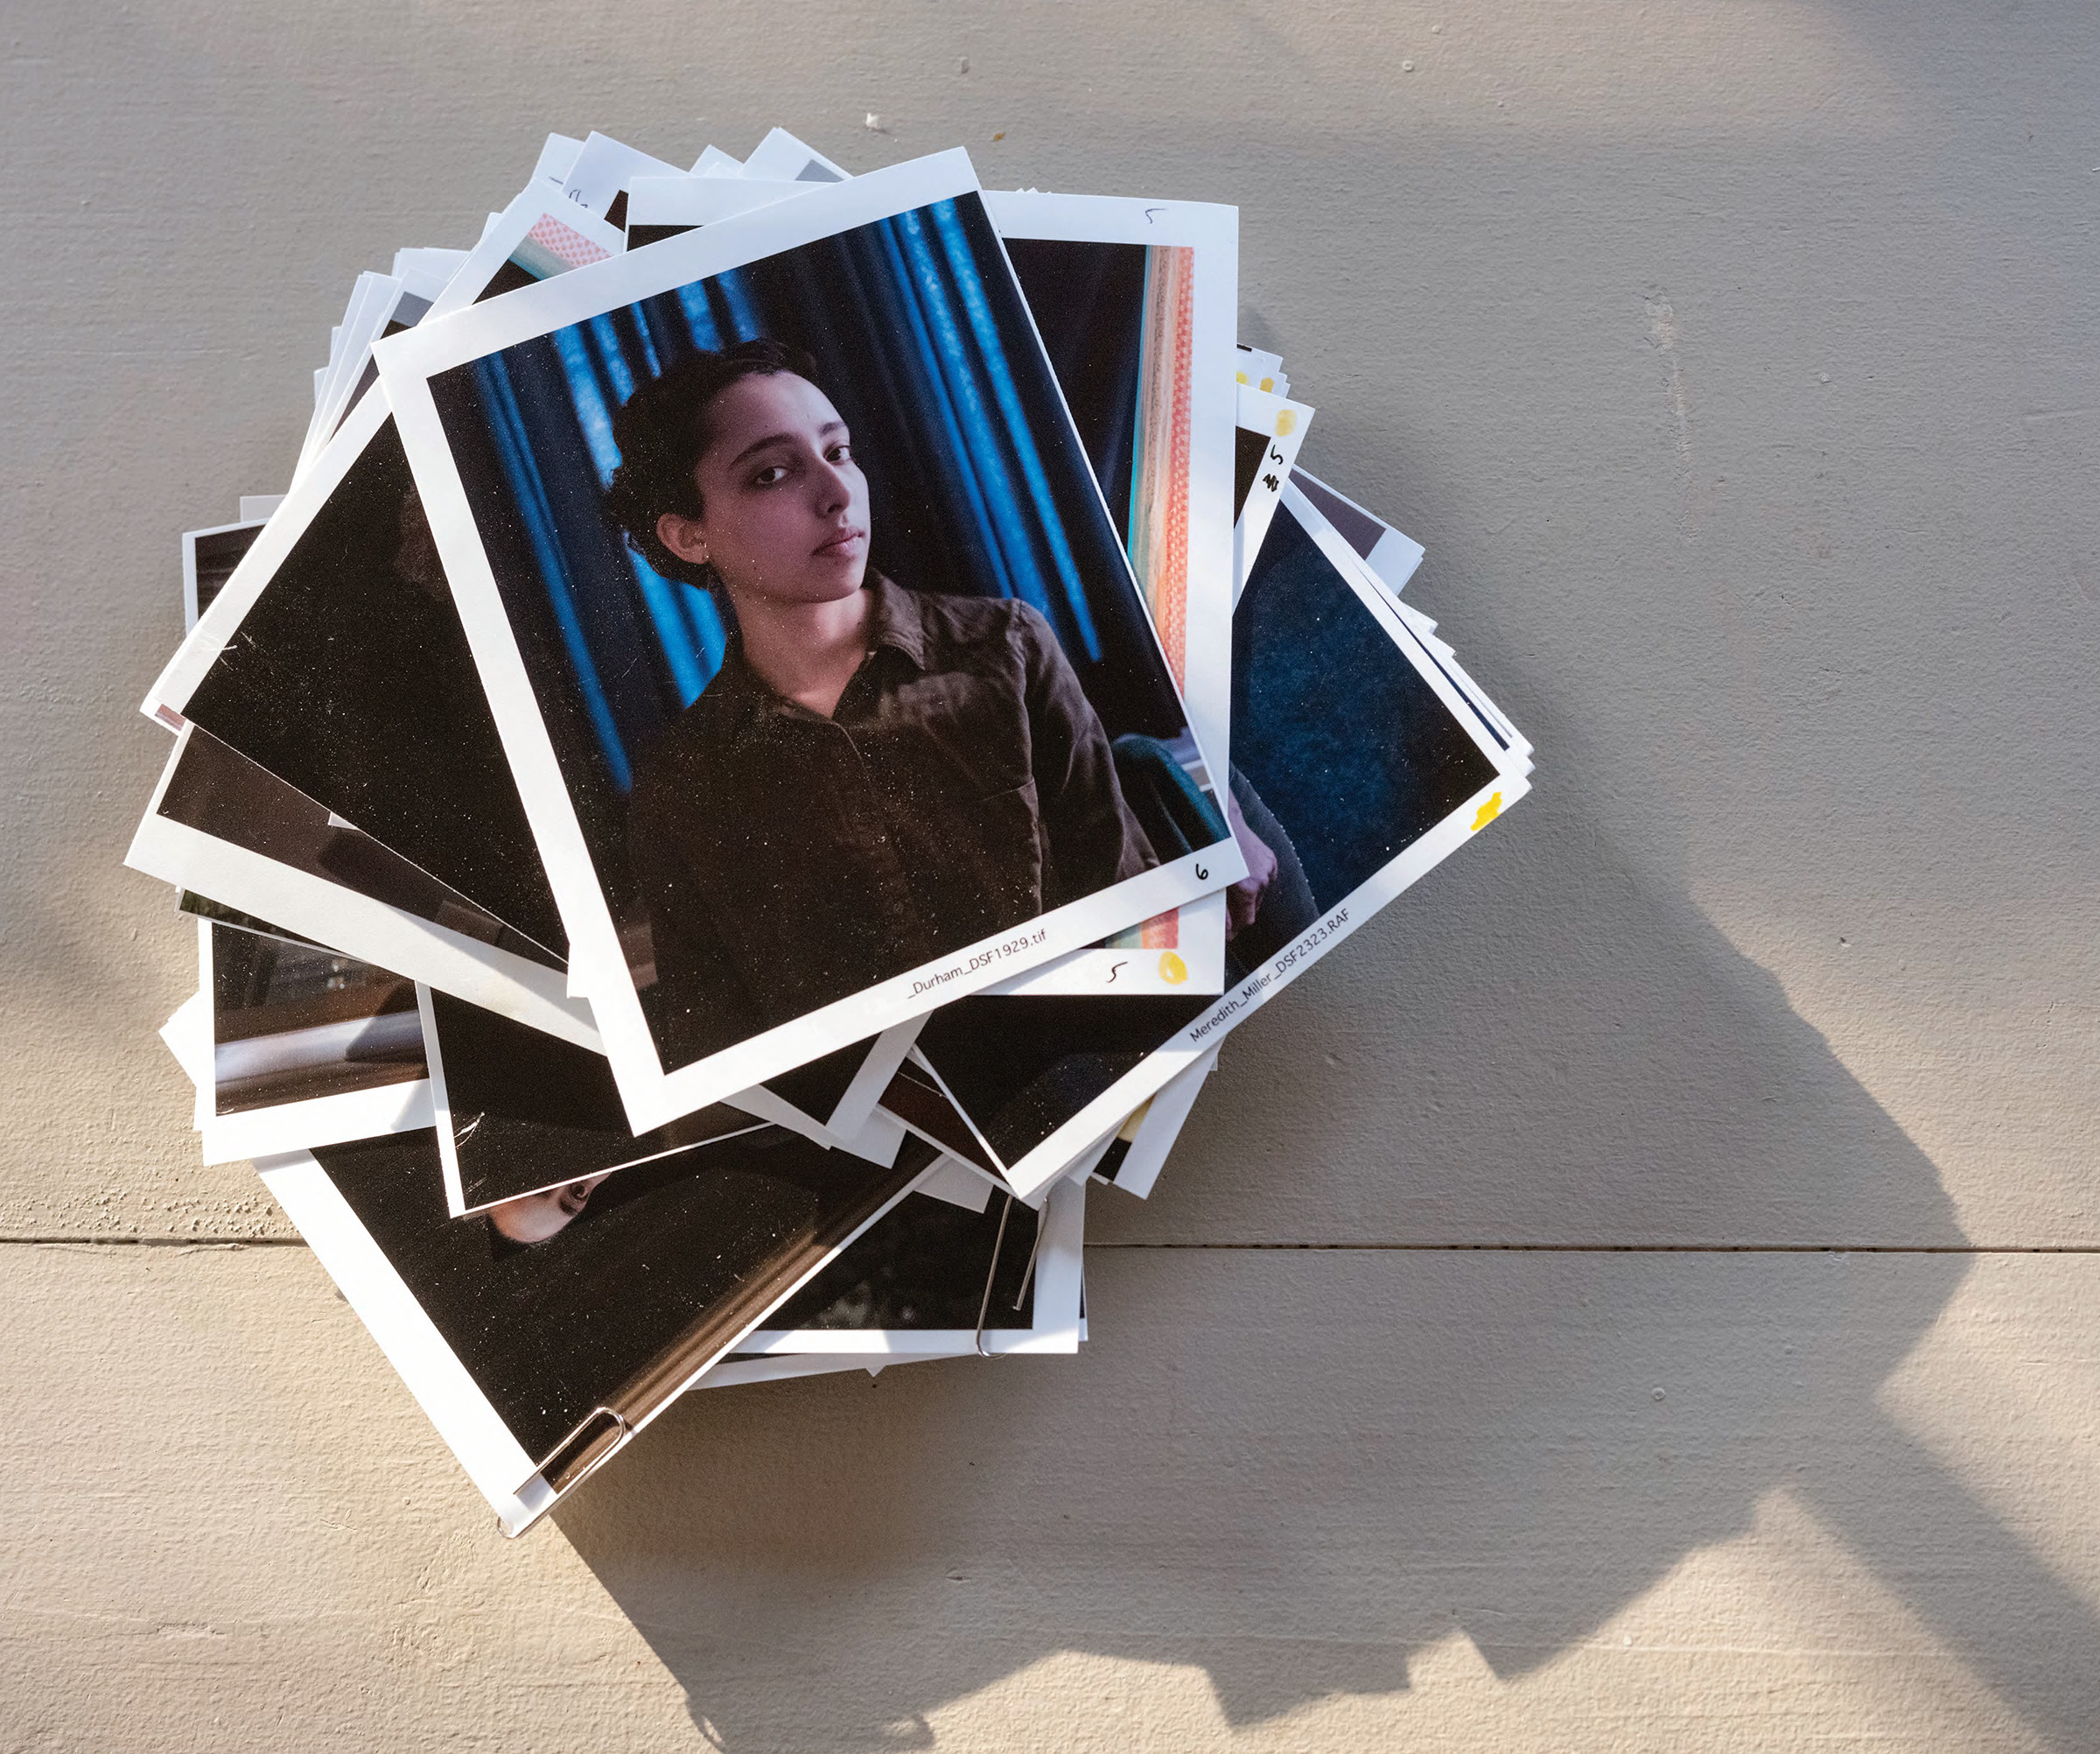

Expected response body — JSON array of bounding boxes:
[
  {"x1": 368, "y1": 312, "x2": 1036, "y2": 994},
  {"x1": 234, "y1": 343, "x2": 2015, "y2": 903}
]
[{"x1": 4, "y1": 2, "x2": 2096, "y2": 1749}]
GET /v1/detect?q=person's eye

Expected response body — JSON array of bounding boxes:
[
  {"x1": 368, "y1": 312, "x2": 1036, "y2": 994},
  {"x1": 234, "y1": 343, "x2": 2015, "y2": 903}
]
[
  {"x1": 828, "y1": 442, "x2": 852, "y2": 463},
  {"x1": 750, "y1": 464, "x2": 789, "y2": 488}
]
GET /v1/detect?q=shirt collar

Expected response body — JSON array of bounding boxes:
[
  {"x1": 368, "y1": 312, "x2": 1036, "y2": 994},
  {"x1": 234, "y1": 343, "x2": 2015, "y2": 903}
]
[
  {"x1": 709, "y1": 575, "x2": 922, "y2": 733},
  {"x1": 862, "y1": 573, "x2": 928, "y2": 671}
]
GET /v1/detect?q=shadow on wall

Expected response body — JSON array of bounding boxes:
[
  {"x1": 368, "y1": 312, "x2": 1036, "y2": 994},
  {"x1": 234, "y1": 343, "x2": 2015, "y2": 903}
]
[{"x1": 550, "y1": 785, "x2": 2100, "y2": 1752}]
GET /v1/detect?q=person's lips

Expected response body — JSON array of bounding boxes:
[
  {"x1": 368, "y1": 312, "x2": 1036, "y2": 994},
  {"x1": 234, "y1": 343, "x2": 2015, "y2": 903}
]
[{"x1": 814, "y1": 526, "x2": 866, "y2": 558}]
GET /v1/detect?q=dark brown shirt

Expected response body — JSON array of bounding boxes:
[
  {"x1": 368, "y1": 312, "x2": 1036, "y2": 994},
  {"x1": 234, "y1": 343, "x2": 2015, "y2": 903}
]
[{"x1": 627, "y1": 577, "x2": 1156, "y2": 1063}]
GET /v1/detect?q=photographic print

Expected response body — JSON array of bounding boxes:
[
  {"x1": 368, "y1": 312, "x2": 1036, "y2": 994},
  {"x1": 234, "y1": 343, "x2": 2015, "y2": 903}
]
[
  {"x1": 379, "y1": 151, "x2": 1242, "y2": 1130},
  {"x1": 913, "y1": 484, "x2": 1530, "y2": 1198},
  {"x1": 181, "y1": 518, "x2": 264, "y2": 628},
  {"x1": 199, "y1": 917, "x2": 432, "y2": 1163},
  {"x1": 147, "y1": 393, "x2": 577, "y2": 961},
  {"x1": 622, "y1": 179, "x2": 1244, "y2": 994},
  {"x1": 419, "y1": 984, "x2": 906, "y2": 1219},
  {"x1": 981, "y1": 191, "x2": 1242, "y2": 996},
  {"x1": 1233, "y1": 382, "x2": 1312, "y2": 600},
  {"x1": 1084, "y1": 1043, "x2": 1218, "y2": 1198},
  {"x1": 262, "y1": 1123, "x2": 935, "y2": 1533},
  {"x1": 1292, "y1": 465, "x2": 1423, "y2": 600},
  {"x1": 738, "y1": 1175, "x2": 1084, "y2": 1357},
  {"x1": 128, "y1": 718, "x2": 597, "y2": 1049}
]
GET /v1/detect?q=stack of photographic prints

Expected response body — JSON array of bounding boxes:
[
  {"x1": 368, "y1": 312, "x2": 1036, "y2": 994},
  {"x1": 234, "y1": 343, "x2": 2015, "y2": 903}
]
[{"x1": 130, "y1": 128, "x2": 1533, "y2": 1535}]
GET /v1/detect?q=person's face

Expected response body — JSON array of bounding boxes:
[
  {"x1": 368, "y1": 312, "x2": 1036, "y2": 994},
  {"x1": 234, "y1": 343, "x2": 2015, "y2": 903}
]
[
  {"x1": 655, "y1": 372, "x2": 871, "y2": 608},
  {"x1": 486, "y1": 1173, "x2": 607, "y2": 1245}
]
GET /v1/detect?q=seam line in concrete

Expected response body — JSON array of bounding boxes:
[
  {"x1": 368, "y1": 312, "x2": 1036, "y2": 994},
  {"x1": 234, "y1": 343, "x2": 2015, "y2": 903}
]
[
  {"x1": 4, "y1": 1238, "x2": 2097, "y2": 1254},
  {"x1": 1090, "y1": 1242, "x2": 2100, "y2": 1254},
  {"x1": 3, "y1": 1235, "x2": 308, "y2": 1247}
]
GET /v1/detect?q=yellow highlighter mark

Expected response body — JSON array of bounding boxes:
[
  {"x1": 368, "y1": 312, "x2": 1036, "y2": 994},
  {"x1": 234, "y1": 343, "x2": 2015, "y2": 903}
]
[
  {"x1": 1158, "y1": 951, "x2": 1188, "y2": 985},
  {"x1": 1471, "y1": 791, "x2": 1503, "y2": 831},
  {"x1": 1258, "y1": 375, "x2": 1276, "y2": 393},
  {"x1": 1235, "y1": 370, "x2": 1250, "y2": 384},
  {"x1": 1274, "y1": 408, "x2": 1296, "y2": 437}
]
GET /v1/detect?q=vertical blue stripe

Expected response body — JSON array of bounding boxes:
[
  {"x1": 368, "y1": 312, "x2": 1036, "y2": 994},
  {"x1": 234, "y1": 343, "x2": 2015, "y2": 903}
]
[
  {"x1": 639, "y1": 294, "x2": 688, "y2": 368},
  {"x1": 715, "y1": 267, "x2": 763, "y2": 341},
  {"x1": 930, "y1": 199, "x2": 1102, "y2": 661},
  {"x1": 677, "y1": 281, "x2": 723, "y2": 351},
  {"x1": 681, "y1": 581, "x2": 727, "y2": 679},
  {"x1": 872, "y1": 217, "x2": 1019, "y2": 604},
  {"x1": 623, "y1": 304, "x2": 663, "y2": 379},
  {"x1": 625, "y1": 552, "x2": 710, "y2": 705},
  {"x1": 585, "y1": 314, "x2": 637, "y2": 402},
  {"x1": 472, "y1": 354, "x2": 631, "y2": 789},
  {"x1": 550, "y1": 324, "x2": 621, "y2": 485},
  {"x1": 894, "y1": 207, "x2": 1046, "y2": 615}
]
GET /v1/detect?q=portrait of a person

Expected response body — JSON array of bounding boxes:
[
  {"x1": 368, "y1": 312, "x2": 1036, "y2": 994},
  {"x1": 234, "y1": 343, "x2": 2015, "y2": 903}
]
[{"x1": 605, "y1": 338, "x2": 1160, "y2": 1059}]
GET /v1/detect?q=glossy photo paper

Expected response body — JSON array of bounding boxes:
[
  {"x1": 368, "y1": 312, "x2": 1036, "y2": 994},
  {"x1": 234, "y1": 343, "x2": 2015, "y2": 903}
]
[{"x1": 376, "y1": 151, "x2": 1242, "y2": 1131}]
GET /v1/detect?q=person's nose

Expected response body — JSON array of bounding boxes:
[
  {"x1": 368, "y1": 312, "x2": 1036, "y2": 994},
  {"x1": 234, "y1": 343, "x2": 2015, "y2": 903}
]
[{"x1": 812, "y1": 455, "x2": 853, "y2": 518}]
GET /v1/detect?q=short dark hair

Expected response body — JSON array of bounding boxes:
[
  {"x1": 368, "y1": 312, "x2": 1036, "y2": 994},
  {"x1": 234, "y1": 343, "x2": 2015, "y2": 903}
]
[{"x1": 602, "y1": 337, "x2": 825, "y2": 586}]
